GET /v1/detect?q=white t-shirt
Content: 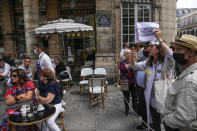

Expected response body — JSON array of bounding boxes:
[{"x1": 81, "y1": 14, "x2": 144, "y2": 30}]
[{"x1": 38, "y1": 52, "x2": 55, "y2": 73}]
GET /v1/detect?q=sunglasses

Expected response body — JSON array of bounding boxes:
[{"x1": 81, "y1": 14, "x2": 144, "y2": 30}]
[{"x1": 11, "y1": 74, "x2": 18, "y2": 78}]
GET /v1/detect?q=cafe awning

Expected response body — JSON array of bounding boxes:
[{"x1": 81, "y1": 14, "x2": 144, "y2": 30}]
[{"x1": 30, "y1": 18, "x2": 93, "y2": 35}]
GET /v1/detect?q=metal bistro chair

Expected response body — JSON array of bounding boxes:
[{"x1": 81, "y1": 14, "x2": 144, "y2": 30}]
[
  {"x1": 89, "y1": 77, "x2": 105, "y2": 109},
  {"x1": 56, "y1": 81, "x2": 66, "y2": 131},
  {"x1": 79, "y1": 68, "x2": 93, "y2": 95},
  {"x1": 56, "y1": 112, "x2": 66, "y2": 131},
  {"x1": 94, "y1": 68, "x2": 108, "y2": 95}
]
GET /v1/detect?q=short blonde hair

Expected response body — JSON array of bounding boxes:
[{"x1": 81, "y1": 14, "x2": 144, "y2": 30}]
[{"x1": 123, "y1": 49, "x2": 131, "y2": 60}]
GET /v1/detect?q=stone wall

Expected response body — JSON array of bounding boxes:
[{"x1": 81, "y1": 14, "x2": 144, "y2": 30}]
[
  {"x1": 23, "y1": 0, "x2": 39, "y2": 57},
  {"x1": 0, "y1": 0, "x2": 15, "y2": 56},
  {"x1": 47, "y1": 0, "x2": 61, "y2": 58},
  {"x1": 95, "y1": 0, "x2": 117, "y2": 82},
  {"x1": 153, "y1": 0, "x2": 177, "y2": 44}
]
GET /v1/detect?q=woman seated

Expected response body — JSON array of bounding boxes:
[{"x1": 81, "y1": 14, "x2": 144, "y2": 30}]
[
  {"x1": 0, "y1": 69, "x2": 36, "y2": 131},
  {"x1": 35, "y1": 68, "x2": 62, "y2": 131}
]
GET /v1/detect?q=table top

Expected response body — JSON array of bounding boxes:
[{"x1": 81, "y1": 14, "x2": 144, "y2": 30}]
[
  {"x1": 8, "y1": 104, "x2": 56, "y2": 126},
  {"x1": 6, "y1": 100, "x2": 33, "y2": 111}
]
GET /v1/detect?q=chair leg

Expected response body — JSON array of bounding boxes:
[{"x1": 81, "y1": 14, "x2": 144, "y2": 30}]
[
  {"x1": 80, "y1": 85, "x2": 82, "y2": 95},
  {"x1": 61, "y1": 115, "x2": 66, "y2": 131},
  {"x1": 102, "y1": 94, "x2": 104, "y2": 109},
  {"x1": 105, "y1": 86, "x2": 108, "y2": 96},
  {"x1": 10, "y1": 124, "x2": 16, "y2": 131},
  {"x1": 90, "y1": 94, "x2": 94, "y2": 109}
]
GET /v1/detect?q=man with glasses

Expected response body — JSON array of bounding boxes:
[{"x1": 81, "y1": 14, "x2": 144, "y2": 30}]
[{"x1": 18, "y1": 56, "x2": 32, "y2": 80}]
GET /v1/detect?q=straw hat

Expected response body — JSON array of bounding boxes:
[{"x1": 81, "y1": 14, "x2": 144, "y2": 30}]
[{"x1": 170, "y1": 34, "x2": 197, "y2": 51}]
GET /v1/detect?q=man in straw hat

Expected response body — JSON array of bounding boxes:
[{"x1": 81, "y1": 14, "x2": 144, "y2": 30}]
[{"x1": 163, "y1": 34, "x2": 197, "y2": 131}]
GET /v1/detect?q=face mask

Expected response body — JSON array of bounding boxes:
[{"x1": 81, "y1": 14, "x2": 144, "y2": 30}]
[
  {"x1": 34, "y1": 49, "x2": 38, "y2": 55},
  {"x1": 143, "y1": 51, "x2": 149, "y2": 57},
  {"x1": 173, "y1": 53, "x2": 188, "y2": 65}
]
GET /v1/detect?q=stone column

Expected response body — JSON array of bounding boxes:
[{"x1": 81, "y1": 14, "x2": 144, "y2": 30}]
[
  {"x1": 23, "y1": 0, "x2": 39, "y2": 57},
  {"x1": 115, "y1": 0, "x2": 121, "y2": 86},
  {"x1": 95, "y1": 0, "x2": 116, "y2": 82},
  {"x1": 47, "y1": 0, "x2": 61, "y2": 58},
  {"x1": 0, "y1": 0, "x2": 15, "y2": 56},
  {"x1": 153, "y1": 0, "x2": 177, "y2": 44}
]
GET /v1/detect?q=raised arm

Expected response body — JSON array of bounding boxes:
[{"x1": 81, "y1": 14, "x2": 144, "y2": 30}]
[
  {"x1": 155, "y1": 28, "x2": 175, "y2": 70},
  {"x1": 154, "y1": 28, "x2": 171, "y2": 53}
]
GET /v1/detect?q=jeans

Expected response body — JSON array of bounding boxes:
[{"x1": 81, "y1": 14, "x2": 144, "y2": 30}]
[
  {"x1": 38, "y1": 103, "x2": 62, "y2": 131},
  {"x1": 150, "y1": 106, "x2": 161, "y2": 131},
  {"x1": 122, "y1": 84, "x2": 137, "y2": 113},
  {"x1": 136, "y1": 85, "x2": 147, "y2": 124}
]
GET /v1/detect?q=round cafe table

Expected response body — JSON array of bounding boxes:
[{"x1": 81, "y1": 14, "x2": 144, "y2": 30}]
[{"x1": 8, "y1": 104, "x2": 56, "y2": 127}]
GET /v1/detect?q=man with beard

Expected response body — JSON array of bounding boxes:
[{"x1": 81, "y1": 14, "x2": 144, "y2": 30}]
[{"x1": 163, "y1": 34, "x2": 197, "y2": 131}]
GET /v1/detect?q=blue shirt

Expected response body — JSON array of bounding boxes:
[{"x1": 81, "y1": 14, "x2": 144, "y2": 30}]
[{"x1": 38, "y1": 80, "x2": 62, "y2": 105}]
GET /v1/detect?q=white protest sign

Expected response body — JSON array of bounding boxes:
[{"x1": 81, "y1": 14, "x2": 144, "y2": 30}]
[{"x1": 135, "y1": 22, "x2": 159, "y2": 43}]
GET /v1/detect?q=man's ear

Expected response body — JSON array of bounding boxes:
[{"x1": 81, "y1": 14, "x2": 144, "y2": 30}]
[{"x1": 189, "y1": 49, "x2": 196, "y2": 57}]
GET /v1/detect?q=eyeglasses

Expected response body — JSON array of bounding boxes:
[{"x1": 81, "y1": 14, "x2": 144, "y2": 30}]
[{"x1": 11, "y1": 74, "x2": 17, "y2": 78}]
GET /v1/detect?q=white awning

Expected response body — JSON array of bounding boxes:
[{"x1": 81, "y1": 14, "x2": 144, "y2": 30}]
[
  {"x1": 121, "y1": 0, "x2": 151, "y2": 3},
  {"x1": 30, "y1": 18, "x2": 93, "y2": 35}
]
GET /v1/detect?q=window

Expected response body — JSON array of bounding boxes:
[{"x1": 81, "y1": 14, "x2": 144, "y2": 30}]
[
  {"x1": 121, "y1": 2, "x2": 151, "y2": 46},
  {"x1": 184, "y1": 18, "x2": 186, "y2": 26},
  {"x1": 188, "y1": 16, "x2": 191, "y2": 25},
  {"x1": 192, "y1": 15, "x2": 196, "y2": 24}
]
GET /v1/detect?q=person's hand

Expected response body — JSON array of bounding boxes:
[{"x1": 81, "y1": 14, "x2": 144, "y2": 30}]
[
  {"x1": 56, "y1": 79, "x2": 61, "y2": 83},
  {"x1": 5, "y1": 95, "x2": 16, "y2": 105},
  {"x1": 16, "y1": 94, "x2": 26, "y2": 100},
  {"x1": 154, "y1": 28, "x2": 163, "y2": 42},
  {"x1": 130, "y1": 50, "x2": 137, "y2": 63}
]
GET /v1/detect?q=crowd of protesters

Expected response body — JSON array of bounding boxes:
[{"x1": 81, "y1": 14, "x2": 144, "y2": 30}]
[{"x1": 120, "y1": 28, "x2": 197, "y2": 131}]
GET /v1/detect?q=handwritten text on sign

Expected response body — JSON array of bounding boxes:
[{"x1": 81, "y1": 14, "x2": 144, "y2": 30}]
[{"x1": 135, "y1": 22, "x2": 159, "y2": 42}]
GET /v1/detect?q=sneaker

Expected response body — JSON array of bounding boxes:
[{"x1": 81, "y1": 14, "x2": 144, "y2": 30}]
[
  {"x1": 61, "y1": 108, "x2": 65, "y2": 112},
  {"x1": 63, "y1": 90, "x2": 67, "y2": 95}
]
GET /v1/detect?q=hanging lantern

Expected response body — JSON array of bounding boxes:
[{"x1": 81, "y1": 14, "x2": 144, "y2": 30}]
[
  {"x1": 77, "y1": 32, "x2": 80, "y2": 37},
  {"x1": 67, "y1": 33, "x2": 70, "y2": 37},
  {"x1": 72, "y1": 33, "x2": 75, "y2": 37}
]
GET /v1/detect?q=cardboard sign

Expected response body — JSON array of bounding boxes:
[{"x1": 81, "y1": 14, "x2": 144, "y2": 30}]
[{"x1": 135, "y1": 22, "x2": 159, "y2": 43}]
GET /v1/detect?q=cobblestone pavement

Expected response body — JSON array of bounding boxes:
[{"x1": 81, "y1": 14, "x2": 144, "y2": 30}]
[{"x1": 61, "y1": 84, "x2": 142, "y2": 131}]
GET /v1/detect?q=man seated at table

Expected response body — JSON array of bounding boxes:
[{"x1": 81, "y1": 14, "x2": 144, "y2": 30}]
[
  {"x1": 0, "y1": 57, "x2": 11, "y2": 86},
  {"x1": 18, "y1": 56, "x2": 33, "y2": 80},
  {"x1": 35, "y1": 68, "x2": 62, "y2": 131},
  {"x1": 54, "y1": 56, "x2": 72, "y2": 81},
  {"x1": 0, "y1": 69, "x2": 36, "y2": 131},
  {"x1": 54, "y1": 56, "x2": 67, "y2": 77}
]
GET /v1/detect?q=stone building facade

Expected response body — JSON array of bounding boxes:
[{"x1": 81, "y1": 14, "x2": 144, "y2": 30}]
[
  {"x1": 177, "y1": 10, "x2": 197, "y2": 37},
  {"x1": 0, "y1": 0, "x2": 177, "y2": 77}
]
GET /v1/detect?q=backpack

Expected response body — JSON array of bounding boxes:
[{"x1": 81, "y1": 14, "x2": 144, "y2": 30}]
[{"x1": 49, "y1": 79, "x2": 63, "y2": 100}]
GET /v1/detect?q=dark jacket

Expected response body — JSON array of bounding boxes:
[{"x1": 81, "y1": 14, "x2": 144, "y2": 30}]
[{"x1": 55, "y1": 61, "x2": 66, "y2": 76}]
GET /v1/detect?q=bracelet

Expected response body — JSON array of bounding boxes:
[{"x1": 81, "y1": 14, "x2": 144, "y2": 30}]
[{"x1": 160, "y1": 40, "x2": 165, "y2": 43}]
